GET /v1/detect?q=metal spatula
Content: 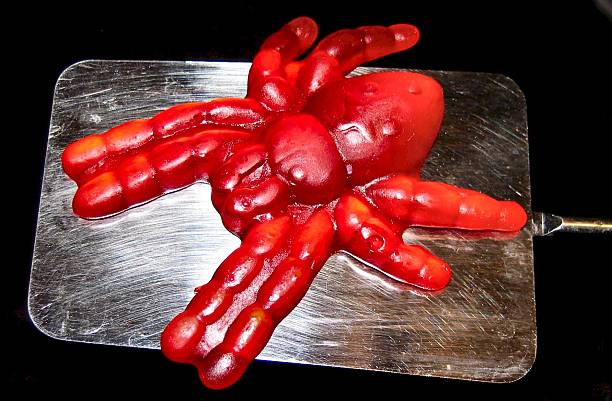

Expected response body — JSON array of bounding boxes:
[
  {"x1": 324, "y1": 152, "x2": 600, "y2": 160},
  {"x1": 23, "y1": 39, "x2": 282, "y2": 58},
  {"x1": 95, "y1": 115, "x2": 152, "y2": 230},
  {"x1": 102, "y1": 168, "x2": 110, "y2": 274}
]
[{"x1": 28, "y1": 60, "x2": 611, "y2": 383}]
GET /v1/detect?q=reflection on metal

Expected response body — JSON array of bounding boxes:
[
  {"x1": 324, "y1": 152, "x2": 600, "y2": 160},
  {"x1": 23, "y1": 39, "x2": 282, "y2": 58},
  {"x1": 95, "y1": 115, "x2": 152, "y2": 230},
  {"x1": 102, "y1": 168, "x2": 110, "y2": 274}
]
[{"x1": 29, "y1": 61, "x2": 536, "y2": 382}]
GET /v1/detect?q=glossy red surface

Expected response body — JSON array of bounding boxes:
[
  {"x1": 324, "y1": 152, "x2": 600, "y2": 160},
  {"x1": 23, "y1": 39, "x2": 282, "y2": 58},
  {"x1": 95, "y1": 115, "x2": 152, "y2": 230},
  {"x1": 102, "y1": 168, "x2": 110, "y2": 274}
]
[{"x1": 61, "y1": 17, "x2": 527, "y2": 389}]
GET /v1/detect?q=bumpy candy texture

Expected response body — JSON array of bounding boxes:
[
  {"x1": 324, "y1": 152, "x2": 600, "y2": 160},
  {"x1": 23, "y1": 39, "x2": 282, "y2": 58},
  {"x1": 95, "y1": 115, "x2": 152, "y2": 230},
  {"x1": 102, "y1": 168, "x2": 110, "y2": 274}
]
[{"x1": 61, "y1": 17, "x2": 528, "y2": 389}]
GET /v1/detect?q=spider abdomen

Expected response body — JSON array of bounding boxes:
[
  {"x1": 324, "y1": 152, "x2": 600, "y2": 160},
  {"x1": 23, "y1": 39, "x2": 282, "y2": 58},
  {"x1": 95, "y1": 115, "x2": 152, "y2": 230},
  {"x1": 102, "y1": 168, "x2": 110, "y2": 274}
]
[{"x1": 305, "y1": 71, "x2": 444, "y2": 185}]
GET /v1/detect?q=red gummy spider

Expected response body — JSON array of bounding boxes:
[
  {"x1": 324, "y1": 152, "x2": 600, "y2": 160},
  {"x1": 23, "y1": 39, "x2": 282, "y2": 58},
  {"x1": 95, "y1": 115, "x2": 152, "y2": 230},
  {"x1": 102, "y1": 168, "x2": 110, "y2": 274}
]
[{"x1": 61, "y1": 17, "x2": 527, "y2": 389}]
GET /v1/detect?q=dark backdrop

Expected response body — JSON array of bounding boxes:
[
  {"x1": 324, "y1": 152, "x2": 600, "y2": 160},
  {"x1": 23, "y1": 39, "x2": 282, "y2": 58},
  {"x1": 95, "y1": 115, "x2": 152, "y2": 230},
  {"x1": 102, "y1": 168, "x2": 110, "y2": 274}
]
[{"x1": 8, "y1": 2, "x2": 611, "y2": 400}]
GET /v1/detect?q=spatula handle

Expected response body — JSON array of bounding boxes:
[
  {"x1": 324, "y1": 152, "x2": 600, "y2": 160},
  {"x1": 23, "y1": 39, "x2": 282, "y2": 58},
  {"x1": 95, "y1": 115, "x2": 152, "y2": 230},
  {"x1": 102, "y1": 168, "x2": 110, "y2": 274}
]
[{"x1": 533, "y1": 212, "x2": 612, "y2": 236}]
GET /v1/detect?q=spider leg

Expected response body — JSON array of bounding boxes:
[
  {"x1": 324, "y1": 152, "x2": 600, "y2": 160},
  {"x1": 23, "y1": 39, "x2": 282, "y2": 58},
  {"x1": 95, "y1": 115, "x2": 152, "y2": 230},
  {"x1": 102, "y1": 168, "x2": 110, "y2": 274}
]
[
  {"x1": 162, "y1": 209, "x2": 334, "y2": 389},
  {"x1": 62, "y1": 99, "x2": 268, "y2": 182},
  {"x1": 247, "y1": 17, "x2": 319, "y2": 111},
  {"x1": 258, "y1": 16, "x2": 319, "y2": 62},
  {"x1": 161, "y1": 215, "x2": 291, "y2": 363},
  {"x1": 335, "y1": 194, "x2": 451, "y2": 291},
  {"x1": 247, "y1": 17, "x2": 420, "y2": 110},
  {"x1": 294, "y1": 21, "x2": 420, "y2": 97},
  {"x1": 63, "y1": 98, "x2": 269, "y2": 218},
  {"x1": 366, "y1": 175, "x2": 528, "y2": 232},
  {"x1": 69, "y1": 128, "x2": 252, "y2": 218},
  {"x1": 209, "y1": 144, "x2": 290, "y2": 236}
]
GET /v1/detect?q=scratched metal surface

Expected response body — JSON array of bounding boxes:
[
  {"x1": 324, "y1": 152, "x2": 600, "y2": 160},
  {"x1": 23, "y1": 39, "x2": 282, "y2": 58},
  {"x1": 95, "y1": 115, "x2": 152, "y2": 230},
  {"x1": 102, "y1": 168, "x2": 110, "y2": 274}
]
[{"x1": 29, "y1": 61, "x2": 535, "y2": 382}]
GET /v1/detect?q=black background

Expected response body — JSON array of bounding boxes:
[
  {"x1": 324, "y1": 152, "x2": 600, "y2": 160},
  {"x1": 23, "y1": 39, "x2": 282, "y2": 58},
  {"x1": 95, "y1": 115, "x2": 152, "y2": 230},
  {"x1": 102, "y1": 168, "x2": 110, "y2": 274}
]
[{"x1": 8, "y1": 2, "x2": 611, "y2": 400}]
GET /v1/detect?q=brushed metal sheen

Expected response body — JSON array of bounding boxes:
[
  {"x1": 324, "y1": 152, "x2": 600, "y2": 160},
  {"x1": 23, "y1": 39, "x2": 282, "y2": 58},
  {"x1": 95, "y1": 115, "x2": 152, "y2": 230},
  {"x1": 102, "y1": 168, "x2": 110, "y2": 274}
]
[{"x1": 29, "y1": 61, "x2": 535, "y2": 382}]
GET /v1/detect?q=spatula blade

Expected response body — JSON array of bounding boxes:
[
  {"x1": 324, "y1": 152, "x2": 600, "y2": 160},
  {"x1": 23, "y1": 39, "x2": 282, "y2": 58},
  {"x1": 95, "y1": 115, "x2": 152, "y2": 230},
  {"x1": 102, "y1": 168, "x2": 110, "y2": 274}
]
[{"x1": 29, "y1": 60, "x2": 535, "y2": 382}]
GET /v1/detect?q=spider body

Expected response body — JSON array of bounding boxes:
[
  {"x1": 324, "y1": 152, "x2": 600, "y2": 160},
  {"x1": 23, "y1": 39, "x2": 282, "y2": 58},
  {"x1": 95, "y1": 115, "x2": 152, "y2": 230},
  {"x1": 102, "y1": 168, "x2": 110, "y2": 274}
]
[{"x1": 61, "y1": 17, "x2": 527, "y2": 389}]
